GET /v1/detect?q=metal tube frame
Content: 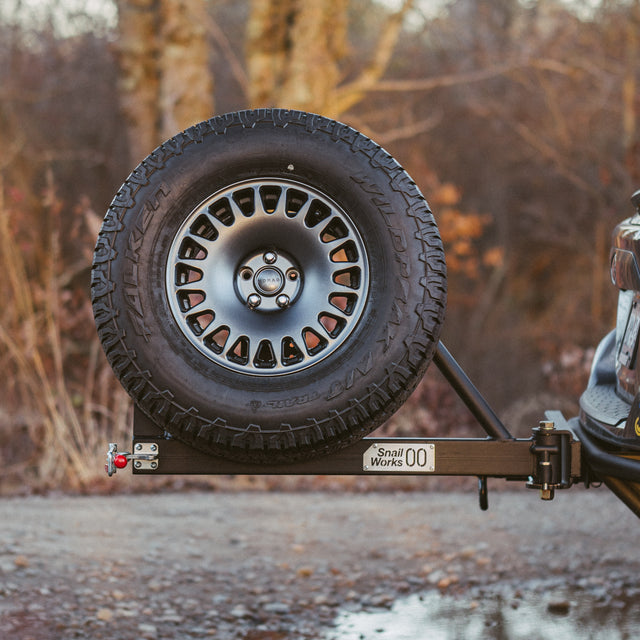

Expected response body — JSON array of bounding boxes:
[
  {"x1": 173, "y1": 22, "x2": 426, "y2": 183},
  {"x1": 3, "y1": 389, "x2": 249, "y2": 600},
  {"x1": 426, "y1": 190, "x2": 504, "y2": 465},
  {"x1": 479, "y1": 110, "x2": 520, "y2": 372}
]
[{"x1": 129, "y1": 342, "x2": 583, "y2": 504}]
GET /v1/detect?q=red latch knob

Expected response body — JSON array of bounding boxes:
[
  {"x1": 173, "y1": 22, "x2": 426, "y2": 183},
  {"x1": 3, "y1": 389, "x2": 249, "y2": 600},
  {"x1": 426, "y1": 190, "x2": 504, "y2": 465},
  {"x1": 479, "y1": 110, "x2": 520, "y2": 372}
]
[{"x1": 114, "y1": 454, "x2": 128, "y2": 469}]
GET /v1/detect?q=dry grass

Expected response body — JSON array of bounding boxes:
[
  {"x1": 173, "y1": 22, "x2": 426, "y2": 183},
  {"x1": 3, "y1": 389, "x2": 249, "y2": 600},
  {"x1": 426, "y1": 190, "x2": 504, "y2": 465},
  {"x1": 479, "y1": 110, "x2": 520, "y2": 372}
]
[{"x1": 0, "y1": 175, "x2": 131, "y2": 493}]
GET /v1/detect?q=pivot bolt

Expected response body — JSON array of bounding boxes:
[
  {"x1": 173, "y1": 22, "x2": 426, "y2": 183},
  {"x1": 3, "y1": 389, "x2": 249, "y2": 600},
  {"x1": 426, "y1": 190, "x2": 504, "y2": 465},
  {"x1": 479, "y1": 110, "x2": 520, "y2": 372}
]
[
  {"x1": 263, "y1": 251, "x2": 277, "y2": 264},
  {"x1": 276, "y1": 294, "x2": 290, "y2": 309},
  {"x1": 247, "y1": 294, "x2": 262, "y2": 309}
]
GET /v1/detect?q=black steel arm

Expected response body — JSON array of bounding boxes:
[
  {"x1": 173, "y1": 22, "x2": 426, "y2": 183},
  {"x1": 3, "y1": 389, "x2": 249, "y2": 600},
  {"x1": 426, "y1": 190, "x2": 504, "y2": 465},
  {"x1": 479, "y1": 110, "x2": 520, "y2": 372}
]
[{"x1": 434, "y1": 342, "x2": 513, "y2": 440}]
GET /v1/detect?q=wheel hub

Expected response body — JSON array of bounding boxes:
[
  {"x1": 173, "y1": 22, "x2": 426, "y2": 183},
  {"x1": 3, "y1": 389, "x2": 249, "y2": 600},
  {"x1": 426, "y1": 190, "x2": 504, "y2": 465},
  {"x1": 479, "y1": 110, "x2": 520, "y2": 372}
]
[{"x1": 236, "y1": 250, "x2": 302, "y2": 312}]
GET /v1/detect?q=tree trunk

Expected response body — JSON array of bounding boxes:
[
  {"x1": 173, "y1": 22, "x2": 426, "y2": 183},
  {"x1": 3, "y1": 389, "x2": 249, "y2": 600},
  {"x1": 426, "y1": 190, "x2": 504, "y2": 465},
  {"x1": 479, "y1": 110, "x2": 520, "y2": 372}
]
[
  {"x1": 279, "y1": 1, "x2": 347, "y2": 115},
  {"x1": 115, "y1": 0, "x2": 160, "y2": 163},
  {"x1": 115, "y1": 0, "x2": 214, "y2": 163},
  {"x1": 245, "y1": 0, "x2": 292, "y2": 108},
  {"x1": 246, "y1": 0, "x2": 348, "y2": 115},
  {"x1": 158, "y1": 0, "x2": 214, "y2": 140}
]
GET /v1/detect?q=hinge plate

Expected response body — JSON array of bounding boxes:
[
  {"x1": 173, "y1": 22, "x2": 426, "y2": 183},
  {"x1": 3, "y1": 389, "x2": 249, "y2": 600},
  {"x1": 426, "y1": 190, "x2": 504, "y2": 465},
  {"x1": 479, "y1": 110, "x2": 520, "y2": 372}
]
[{"x1": 131, "y1": 442, "x2": 159, "y2": 471}]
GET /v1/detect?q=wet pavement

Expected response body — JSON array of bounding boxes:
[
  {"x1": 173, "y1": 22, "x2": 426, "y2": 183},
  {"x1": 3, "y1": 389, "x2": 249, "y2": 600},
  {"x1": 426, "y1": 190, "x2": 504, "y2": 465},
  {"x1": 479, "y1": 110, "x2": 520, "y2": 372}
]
[
  {"x1": 0, "y1": 489, "x2": 638, "y2": 639},
  {"x1": 327, "y1": 589, "x2": 640, "y2": 639}
]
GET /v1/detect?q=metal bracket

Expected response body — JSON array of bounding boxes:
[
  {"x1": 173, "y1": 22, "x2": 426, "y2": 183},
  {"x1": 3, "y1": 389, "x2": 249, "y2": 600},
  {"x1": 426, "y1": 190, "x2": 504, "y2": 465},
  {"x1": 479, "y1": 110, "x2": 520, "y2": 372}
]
[{"x1": 526, "y1": 420, "x2": 574, "y2": 500}]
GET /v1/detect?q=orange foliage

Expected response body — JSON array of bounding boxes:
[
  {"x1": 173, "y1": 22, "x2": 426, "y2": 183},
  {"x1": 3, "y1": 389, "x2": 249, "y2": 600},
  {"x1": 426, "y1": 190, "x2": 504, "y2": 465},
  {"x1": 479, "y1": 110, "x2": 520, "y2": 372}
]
[{"x1": 429, "y1": 182, "x2": 502, "y2": 281}]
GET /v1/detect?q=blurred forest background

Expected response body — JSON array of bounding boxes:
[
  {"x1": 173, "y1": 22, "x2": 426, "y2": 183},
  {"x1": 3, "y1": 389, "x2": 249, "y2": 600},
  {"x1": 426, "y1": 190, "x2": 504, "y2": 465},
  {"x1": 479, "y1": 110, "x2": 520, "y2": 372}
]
[{"x1": 0, "y1": 0, "x2": 638, "y2": 492}]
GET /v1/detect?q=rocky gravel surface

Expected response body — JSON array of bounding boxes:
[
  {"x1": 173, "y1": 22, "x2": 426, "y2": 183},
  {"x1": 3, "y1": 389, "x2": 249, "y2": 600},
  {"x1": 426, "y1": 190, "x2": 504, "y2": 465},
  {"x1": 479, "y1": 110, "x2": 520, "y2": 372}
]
[{"x1": 1, "y1": 488, "x2": 639, "y2": 639}]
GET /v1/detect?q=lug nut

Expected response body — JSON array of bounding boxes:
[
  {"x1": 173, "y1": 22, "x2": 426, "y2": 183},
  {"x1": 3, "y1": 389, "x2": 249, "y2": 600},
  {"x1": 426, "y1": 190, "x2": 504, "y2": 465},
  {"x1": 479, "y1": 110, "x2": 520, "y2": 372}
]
[
  {"x1": 263, "y1": 251, "x2": 277, "y2": 264},
  {"x1": 276, "y1": 294, "x2": 290, "y2": 309},
  {"x1": 247, "y1": 294, "x2": 262, "y2": 309}
]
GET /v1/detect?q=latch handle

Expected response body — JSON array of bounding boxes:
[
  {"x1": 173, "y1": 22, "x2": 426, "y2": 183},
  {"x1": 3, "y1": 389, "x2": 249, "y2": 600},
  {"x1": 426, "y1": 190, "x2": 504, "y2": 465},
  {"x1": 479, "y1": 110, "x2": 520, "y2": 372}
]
[{"x1": 106, "y1": 443, "x2": 158, "y2": 476}]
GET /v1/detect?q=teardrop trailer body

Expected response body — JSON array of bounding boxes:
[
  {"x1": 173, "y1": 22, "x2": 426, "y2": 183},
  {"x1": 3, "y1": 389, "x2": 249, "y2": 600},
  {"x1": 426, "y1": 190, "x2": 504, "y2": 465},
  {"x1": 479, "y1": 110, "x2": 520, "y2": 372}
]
[{"x1": 93, "y1": 109, "x2": 640, "y2": 516}]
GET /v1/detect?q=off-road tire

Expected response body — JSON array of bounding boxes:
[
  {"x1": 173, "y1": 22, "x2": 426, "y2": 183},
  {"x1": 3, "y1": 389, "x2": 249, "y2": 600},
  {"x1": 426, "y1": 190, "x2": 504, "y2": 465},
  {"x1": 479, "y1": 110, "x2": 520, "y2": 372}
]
[{"x1": 91, "y1": 109, "x2": 446, "y2": 463}]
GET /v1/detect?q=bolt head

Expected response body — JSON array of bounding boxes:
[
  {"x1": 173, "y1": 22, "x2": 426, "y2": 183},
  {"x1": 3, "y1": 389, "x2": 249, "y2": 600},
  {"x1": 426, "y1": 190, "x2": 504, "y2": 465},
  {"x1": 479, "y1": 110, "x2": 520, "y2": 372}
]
[
  {"x1": 263, "y1": 251, "x2": 277, "y2": 264},
  {"x1": 276, "y1": 294, "x2": 290, "y2": 309},
  {"x1": 247, "y1": 293, "x2": 262, "y2": 309}
]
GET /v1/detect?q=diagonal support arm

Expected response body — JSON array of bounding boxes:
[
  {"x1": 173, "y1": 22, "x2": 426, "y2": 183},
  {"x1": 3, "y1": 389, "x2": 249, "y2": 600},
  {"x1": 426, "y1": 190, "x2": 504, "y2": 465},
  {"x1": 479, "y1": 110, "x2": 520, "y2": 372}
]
[{"x1": 434, "y1": 341, "x2": 514, "y2": 440}]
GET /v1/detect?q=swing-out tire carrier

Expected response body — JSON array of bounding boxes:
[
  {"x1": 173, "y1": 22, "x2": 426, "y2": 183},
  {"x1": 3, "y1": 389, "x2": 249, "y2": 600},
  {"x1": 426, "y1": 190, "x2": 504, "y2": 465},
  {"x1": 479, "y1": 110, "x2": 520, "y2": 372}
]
[
  {"x1": 123, "y1": 407, "x2": 582, "y2": 490},
  {"x1": 105, "y1": 342, "x2": 587, "y2": 513},
  {"x1": 104, "y1": 340, "x2": 640, "y2": 516}
]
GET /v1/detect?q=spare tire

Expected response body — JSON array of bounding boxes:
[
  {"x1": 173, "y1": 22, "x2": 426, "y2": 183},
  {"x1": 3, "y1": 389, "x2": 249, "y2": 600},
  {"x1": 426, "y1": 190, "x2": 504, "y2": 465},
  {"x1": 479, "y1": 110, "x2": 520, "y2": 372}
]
[{"x1": 91, "y1": 109, "x2": 446, "y2": 463}]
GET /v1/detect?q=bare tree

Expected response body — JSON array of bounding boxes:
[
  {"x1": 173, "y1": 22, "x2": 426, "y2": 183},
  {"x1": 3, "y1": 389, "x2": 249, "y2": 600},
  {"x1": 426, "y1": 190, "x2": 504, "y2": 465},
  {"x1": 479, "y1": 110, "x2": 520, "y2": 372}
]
[{"x1": 245, "y1": 0, "x2": 413, "y2": 118}]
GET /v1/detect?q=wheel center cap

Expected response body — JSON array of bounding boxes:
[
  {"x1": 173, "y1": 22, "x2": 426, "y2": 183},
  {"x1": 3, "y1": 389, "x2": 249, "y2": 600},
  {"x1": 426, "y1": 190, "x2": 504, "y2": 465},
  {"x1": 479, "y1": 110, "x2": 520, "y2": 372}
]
[{"x1": 255, "y1": 267, "x2": 284, "y2": 296}]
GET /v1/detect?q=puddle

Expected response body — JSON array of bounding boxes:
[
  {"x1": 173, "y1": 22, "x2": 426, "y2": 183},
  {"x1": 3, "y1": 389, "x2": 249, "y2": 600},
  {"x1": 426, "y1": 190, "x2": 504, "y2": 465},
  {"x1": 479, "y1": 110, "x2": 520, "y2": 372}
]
[{"x1": 325, "y1": 591, "x2": 640, "y2": 640}]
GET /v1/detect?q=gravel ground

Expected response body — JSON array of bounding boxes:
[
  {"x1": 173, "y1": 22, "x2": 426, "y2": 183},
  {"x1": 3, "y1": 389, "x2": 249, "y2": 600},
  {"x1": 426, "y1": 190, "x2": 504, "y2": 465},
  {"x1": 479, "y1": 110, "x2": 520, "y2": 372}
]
[{"x1": 1, "y1": 487, "x2": 639, "y2": 639}]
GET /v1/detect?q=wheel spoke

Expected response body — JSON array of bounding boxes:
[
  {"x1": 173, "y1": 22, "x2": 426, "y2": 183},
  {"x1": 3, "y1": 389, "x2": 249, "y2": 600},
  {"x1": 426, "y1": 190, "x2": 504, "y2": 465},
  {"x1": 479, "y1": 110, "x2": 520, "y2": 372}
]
[
  {"x1": 328, "y1": 292, "x2": 359, "y2": 316},
  {"x1": 320, "y1": 216, "x2": 349, "y2": 244},
  {"x1": 226, "y1": 334, "x2": 250, "y2": 366},
  {"x1": 281, "y1": 336, "x2": 305, "y2": 366},
  {"x1": 203, "y1": 325, "x2": 230, "y2": 354}
]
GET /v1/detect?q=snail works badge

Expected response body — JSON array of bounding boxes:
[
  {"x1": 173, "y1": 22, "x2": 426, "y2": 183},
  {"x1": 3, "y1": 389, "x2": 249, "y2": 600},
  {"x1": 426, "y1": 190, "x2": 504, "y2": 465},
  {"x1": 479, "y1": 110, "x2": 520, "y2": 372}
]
[{"x1": 363, "y1": 442, "x2": 435, "y2": 473}]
